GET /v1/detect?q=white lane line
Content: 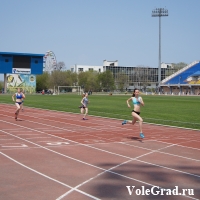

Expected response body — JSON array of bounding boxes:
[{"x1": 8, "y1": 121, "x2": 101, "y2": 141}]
[
  {"x1": 25, "y1": 137, "x2": 52, "y2": 139},
  {"x1": 0, "y1": 107, "x2": 137, "y2": 133},
  {"x1": 8, "y1": 130, "x2": 33, "y2": 133},
  {"x1": 142, "y1": 139, "x2": 200, "y2": 151},
  {"x1": 1, "y1": 111, "x2": 200, "y2": 160},
  {"x1": 2, "y1": 107, "x2": 200, "y2": 148},
  {"x1": 0, "y1": 129, "x2": 157, "y2": 194},
  {"x1": 0, "y1": 151, "x2": 100, "y2": 200},
  {"x1": 1, "y1": 109, "x2": 200, "y2": 153},
  {"x1": 1, "y1": 117, "x2": 200, "y2": 171},
  {"x1": 1, "y1": 120, "x2": 199, "y2": 180},
  {"x1": 2, "y1": 144, "x2": 28, "y2": 148},
  {"x1": 56, "y1": 151, "x2": 155, "y2": 200},
  {"x1": 0, "y1": 109, "x2": 200, "y2": 160},
  {"x1": 122, "y1": 142, "x2": 200, "y2": 161},
  {"x1": 0, "y1": 120, "x2": 138, "y2": 160},
  {"x1": 56, "y1": 143, "x2": 199, "y2": 200},
  {"x1": 136, "y1": 159, "x2": 200, "y2": 178},
  {"x1": 3, "y1": 106, "x2": 200, "y2": 143},
  {"x1": 0, "y1": 139, "x2": 15, "y2": 141},
  {"x1": 15, "y1": 104, "x2": 200, "y2": 131},
  {"x1": 17, "y1": 134, "x2": 40, "y2": 136}
]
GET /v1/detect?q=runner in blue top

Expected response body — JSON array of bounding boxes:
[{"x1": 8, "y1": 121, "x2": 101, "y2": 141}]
[
  {"x1": 12, "y1": 88, "x2": 25, "y2": 120},
  {"x1": 80, "y1": 92, "x2": 89, "y2": 120},
  {"x1": 122, "y1": 88, "x2": 145, "y2": 138}
]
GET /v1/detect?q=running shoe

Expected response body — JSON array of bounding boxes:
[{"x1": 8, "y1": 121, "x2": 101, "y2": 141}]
[
  {"x1": 122, "y1": 120, "x2": 127, "y2": 125},
  {"x1": 140, "y1": 133, "x2": 145, "y2": 138}
]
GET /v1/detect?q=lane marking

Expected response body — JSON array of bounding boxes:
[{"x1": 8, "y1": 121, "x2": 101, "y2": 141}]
[
  {"x1": 0, "y1": 123, "x2": 199, "y2": 180},
  {"x1": 2, "y1": 144, "x2": 28, "y2": 148},
  {"x1": 16, "y1": 104, "x2": 200, "y2": 131},
  {"x1": 26, "y1": 137, "x2": 52, "y2": 139},
  {"x1": 46, "y1": 142, "x2": 70, "y2": 146},
  {"x1": 56, "y1": 144, "x2": 199, "y2": 200},
  {"x1": 122, "y1": 142, "x2": 200, "y2": 161},
  {"x1": 1, "y1": 106, "x2": 200, "y2": 199},
  {"x1": 0, "y1": 151, "x2": 100, "y2": 200},
  {"x1": 1, "y1": 117, "x2": 200, "y2": 165},
  {"x1": 0, "y1": 129, "x2": 157, "y2": 193},
  {"x1": 1, "y1": 111, "x2": 200, "y2": 153}
]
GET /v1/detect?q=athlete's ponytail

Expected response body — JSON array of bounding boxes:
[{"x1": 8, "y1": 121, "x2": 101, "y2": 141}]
[{"x1": 132, "y1": 88, "x2": 138, "y2": 97}]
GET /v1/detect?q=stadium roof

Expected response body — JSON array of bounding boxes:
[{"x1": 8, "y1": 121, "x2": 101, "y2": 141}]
[{"x1": 188, "y1": 71, "x2": 200, "y2": 77}]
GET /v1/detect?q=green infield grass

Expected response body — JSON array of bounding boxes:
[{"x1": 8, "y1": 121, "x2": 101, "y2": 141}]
[{"x1": 1, "y1": 93, "x2": 200, "y2": 130}]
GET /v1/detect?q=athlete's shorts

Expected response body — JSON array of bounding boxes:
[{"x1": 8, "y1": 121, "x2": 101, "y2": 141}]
[
  {"x1": 132, "y1": 110, "x2": 140, "y2": 115},
  {"x1": 15, "y1": 102, "x2": 22, "y2": 105},
  {"x1": 79, "y1": 105, "x2": 86, "y2": 109}
]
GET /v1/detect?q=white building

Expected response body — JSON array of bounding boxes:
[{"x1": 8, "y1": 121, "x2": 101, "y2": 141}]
[
  {"x1": 161, "y1": 62, "x2": 173, "y2": 68},
  {"x1": 70, "y1": 60, "x2": 118, "y2": 73},
  {"x1": 70, "y1": 64, "x2": 103, "y2": 73},
  {"x1": 103, "y1": 60, "x2": 118, "y2": 67}
]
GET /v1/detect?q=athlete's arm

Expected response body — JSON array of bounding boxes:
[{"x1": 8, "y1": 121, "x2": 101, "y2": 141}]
[
  {"x1": 126, "y1": 97, "x2": 132, "y2": 108},
  {"x1": 81, "y1": 97, "x2": 85, "y2": 107},
  {"x1": 138, "y1": 97, "x2": 144, "y2": 106},
  {"x1": 12, "y1": 93, "x2": 15, "y2": 102}
]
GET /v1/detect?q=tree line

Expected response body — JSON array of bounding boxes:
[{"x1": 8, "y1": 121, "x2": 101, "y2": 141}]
[{"x1": 36, "y1": 70, "x2": 115, "y2": 92}]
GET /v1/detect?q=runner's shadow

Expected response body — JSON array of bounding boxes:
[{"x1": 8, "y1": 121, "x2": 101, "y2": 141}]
[
  {"x1": 127, "y1": 136, "x2": 144, "y2": 143},
  {"x1": 16, "y1": 119, "x2": 24, "y2": 121}
]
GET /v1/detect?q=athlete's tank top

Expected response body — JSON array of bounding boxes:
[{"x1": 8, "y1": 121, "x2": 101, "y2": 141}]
[
  {"x1": 132, "y1": 97, "x2": 141, "y2": 105},
  {"x1": 83, "y1": 97, "x2": 88, "y2": 107},
  {"x1": 16, "y1": 93, "x2": 23, "y2": 99}
]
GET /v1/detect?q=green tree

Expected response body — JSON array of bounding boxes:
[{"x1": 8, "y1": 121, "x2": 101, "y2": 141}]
[
  {"x1": 78, "y1": 71, "x2": 100, "y2": 92},
  {"x1": 117, "y1": 73, "x2": 128, "y2": 92},
  {"x1": 49, "y1": 70, "x2": 78, "y2": 88},
  {"x1": 98, "y1": 70, "x2": 115, "y2": 92},
  {"x1": 0, "y1": 81, "x2": 3, "y2": 92},
  {"x1": 36, "y1": 72, "x2": 50, "y2": 91},
  {"x1": 172, "y1": 62, "x2": 187, "y2": 70}
]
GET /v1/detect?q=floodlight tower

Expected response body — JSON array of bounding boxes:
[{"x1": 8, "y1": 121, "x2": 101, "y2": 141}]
[{"x1": 152, "y1": 8, "x2": 168, "y2": 90}]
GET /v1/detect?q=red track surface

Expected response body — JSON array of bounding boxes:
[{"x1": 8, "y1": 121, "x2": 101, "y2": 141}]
[{"x1": 0, "y1": 104, "x2": 199, "y2": 200}]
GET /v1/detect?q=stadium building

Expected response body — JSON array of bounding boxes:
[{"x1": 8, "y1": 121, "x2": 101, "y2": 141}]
[
  {"x1": 160, "y1": 61, "x2": 200, "y2": 95},
  {"x1": 71, "y1": 60, "x2": 200, "y2": 94},
  {"x1": 103, "y1": 65, "x2": 177, "y2": 91}
]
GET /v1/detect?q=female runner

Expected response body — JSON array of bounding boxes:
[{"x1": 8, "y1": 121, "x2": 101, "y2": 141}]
[
  {"x1": 122, "y1": 88, "x2": 145, "y2": 138},
  {"x1": 12, "y1": 88, "x2": 25, "y2": 120},
  {"x1": 80, "y1": 92, "x2": 89, "y2": 120}
]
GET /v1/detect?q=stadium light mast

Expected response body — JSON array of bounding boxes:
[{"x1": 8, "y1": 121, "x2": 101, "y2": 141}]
[{"x1": 152, "y1": 8, "x2": 168, "y2": 91}]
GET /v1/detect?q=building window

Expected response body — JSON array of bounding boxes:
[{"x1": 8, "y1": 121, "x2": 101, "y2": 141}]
[
  {"x1": 71, "y1": 68, "x2": 74, "y2": 72},
  {"x1": 99, "y1": 68, "x2": 101, "y2": 72},
  {"x1": 88, "y1": 68, "x2": 93, "y2": 71},
  {"x1": 78, "y1": 68, "x2": 83, "y2": 72}
]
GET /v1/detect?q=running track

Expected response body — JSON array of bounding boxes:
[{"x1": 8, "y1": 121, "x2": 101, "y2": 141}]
[{"x1": 0, "y1": 104, "x2": 200, "y2": 200}]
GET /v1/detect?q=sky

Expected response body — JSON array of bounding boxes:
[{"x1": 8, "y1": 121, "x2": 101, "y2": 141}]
[{"x1": 0, "y1": 0, "x2": 200, "y2": 80}]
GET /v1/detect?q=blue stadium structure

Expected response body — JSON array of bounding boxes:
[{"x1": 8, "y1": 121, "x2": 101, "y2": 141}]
[
  {"x1": 160, "y1": 61, "x2": 200, "y2": 95},
  {"x1": 0, "y1": 52, "x2": 44, "y2": 93}
]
